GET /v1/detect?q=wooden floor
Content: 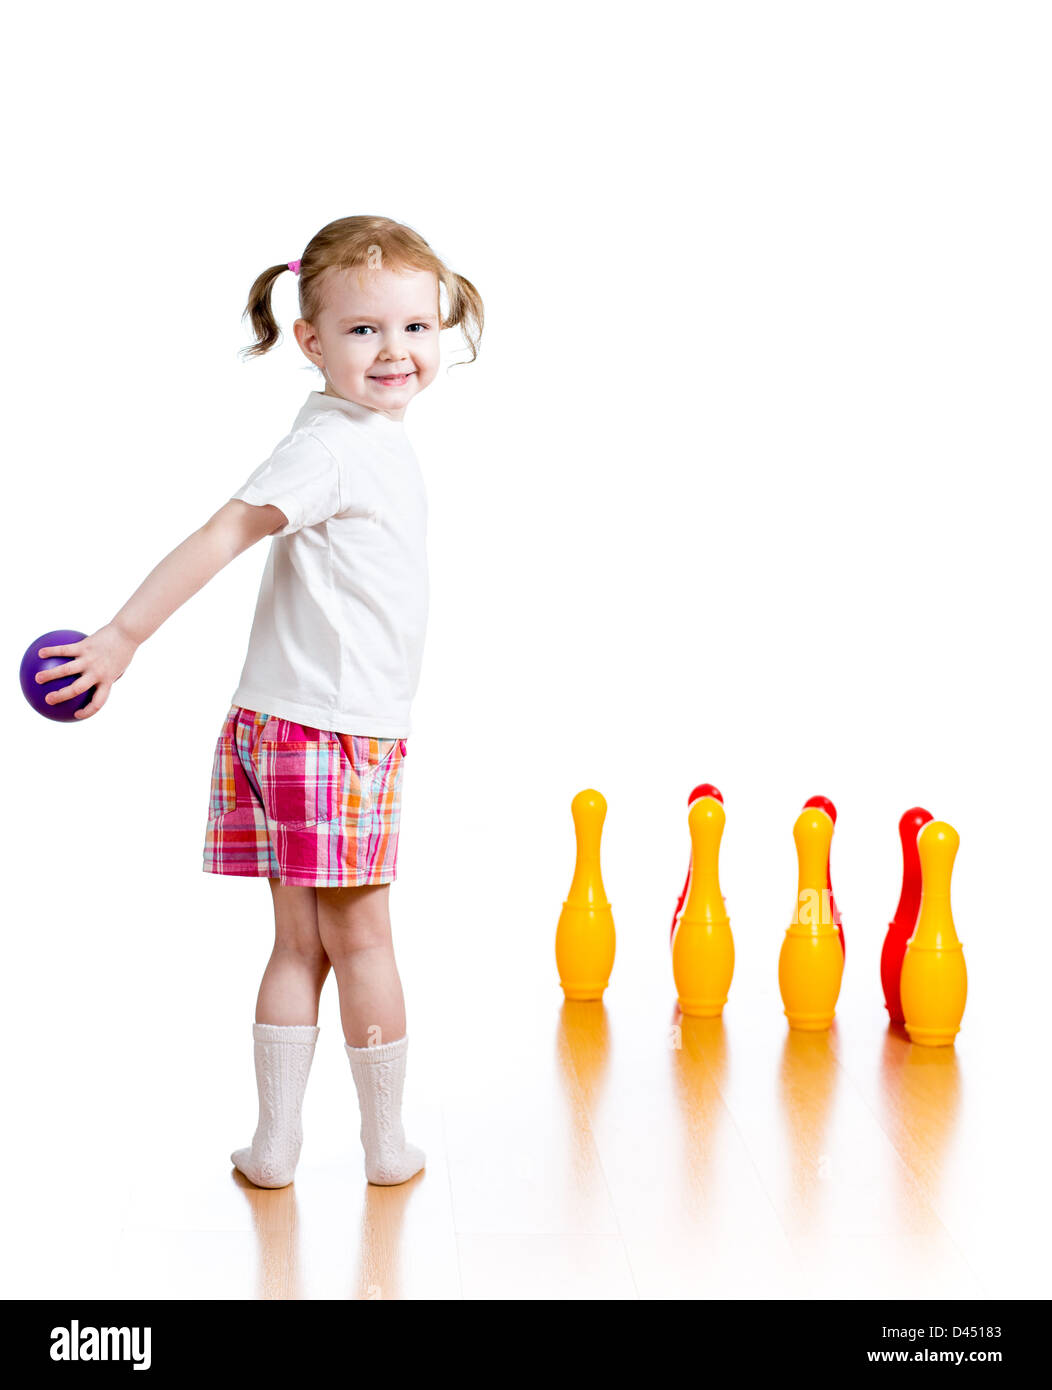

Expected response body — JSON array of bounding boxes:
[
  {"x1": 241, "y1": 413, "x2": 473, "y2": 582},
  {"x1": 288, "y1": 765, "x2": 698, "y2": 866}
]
[{"x1": 10, "y1": 916, "x2": 1045, "y2": 1302}]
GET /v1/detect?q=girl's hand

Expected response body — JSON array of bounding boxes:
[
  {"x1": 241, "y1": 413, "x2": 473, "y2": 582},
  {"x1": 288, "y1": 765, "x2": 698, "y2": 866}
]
[{"x1": 34, "y1": 623, "x2": 138, "y2": 720}]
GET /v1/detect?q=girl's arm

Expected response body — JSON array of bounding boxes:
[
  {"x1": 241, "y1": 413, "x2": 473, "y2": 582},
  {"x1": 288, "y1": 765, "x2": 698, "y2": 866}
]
[{"x1": 34, "y1": 500, "x2": 288, "y2": 721}]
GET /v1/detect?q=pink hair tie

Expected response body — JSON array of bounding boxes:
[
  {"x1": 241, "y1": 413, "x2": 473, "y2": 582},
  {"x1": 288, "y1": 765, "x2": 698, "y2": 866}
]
[{"x1": 288, "y1": 259, "x2": 302, "y2": 275}]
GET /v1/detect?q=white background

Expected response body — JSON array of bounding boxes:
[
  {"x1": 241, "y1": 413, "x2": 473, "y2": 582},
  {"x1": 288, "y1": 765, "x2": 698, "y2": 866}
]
[{"x1": 2, "y1": 1, "x2": 1049, "y2": 1297}]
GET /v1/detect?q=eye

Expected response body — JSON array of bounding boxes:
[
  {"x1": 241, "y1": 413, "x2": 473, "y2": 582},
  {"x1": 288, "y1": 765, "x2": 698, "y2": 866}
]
[
  {"x1": 406, "y1": 323, "x2": 429, "y2": 333},
  {"x1": 348, "y1": 325, "x2": 374, "y2": 335}
]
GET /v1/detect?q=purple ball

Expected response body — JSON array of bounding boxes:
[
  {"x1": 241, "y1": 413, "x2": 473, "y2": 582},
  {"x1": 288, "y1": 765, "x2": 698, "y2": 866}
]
[{"x1": 20, "y1": 629, "x2": 96, "y2": 722}]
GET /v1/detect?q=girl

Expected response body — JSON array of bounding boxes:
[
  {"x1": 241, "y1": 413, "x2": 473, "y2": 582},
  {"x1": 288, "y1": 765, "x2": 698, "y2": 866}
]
[{"x1": 33, "y1": 215, "x2": 484, "y2": 1187}]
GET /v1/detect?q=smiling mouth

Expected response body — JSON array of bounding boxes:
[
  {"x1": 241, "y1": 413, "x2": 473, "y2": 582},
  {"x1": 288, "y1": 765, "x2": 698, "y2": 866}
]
[{"x1": 370, "y1": 371, "x2": 415, "y2": 385}]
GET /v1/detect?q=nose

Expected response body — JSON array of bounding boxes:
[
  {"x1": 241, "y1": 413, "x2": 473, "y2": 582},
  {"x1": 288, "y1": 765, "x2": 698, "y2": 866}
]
[{"x1": 377, "y1": 336, "x2": 409, "y2": 363}]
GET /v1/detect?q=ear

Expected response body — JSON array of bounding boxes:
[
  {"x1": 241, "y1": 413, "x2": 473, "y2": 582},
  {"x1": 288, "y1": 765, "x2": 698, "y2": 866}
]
[{"x1": 293, "y1": 317, "x2": 323, "y2": 366}]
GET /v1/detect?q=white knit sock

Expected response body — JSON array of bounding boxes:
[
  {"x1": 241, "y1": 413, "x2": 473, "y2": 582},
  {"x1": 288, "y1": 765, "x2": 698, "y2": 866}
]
[
  {"x1": 231, "y1": 1022, "x2": 320, "y2": 1189},
  {"x1": 344, "y1": 1034, "x2": 426, "y2": 1186}
]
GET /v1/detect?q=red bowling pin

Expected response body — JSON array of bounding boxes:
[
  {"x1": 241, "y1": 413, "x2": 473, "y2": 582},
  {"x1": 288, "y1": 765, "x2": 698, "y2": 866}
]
[
  {"x1": 670, "y1": 784, "x2": 723, "y2": 942},
  {"x1": 802, "y1": 795, "x2": 844, "y2": 958},
  {"x1": 880, "y1": 806, "x2": 934, "y2": 1024}
]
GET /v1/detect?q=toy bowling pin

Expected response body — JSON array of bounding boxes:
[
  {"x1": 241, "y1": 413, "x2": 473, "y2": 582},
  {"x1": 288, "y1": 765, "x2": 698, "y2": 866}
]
[
  {"x1": 556, "y1": 789, "x2": 616, "y2": 1000},
  {"x1": 802, "y1": 795, "x2": 844, "y2": 957},
  {"x1": 670, "y1": 784, "x2": 723, "y2": 942},
  {"x1": 880, "y1": 807, "x2": 934, "y2": 1024},
  {"x1": 778, "y1": 805, "x2": 844, "y2": 1030},
  {"x1": 672, "y1": 793, "x2": 734, "y2": 1016},
  {"x1": 900, "y1": 820, "x2": 967, "y2": 1046}
]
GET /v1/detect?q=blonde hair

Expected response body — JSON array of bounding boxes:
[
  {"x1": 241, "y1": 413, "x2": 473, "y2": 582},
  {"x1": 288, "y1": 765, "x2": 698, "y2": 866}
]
[{"x1": 240, "y1": 214, "x2": 484, "y2": 367}]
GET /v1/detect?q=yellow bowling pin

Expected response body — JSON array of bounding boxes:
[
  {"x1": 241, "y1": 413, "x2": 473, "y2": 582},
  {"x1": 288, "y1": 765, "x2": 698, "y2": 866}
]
[
  {"x1": 556, "y1": 789, "x2": 616, "y2": 1000},
  {"x1": 900, "y1": 820, "x2": 967, "y2": 1046},
  {"x1": 672, "y1": 796, "x2": 735, "y2": 1016},
  {"x1": 778, "y1": 806, "x2": 844, "y2": 1030}
]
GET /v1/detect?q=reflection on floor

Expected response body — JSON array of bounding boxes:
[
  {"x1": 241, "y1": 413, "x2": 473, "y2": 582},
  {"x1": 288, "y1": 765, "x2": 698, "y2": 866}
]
[{"x1": 9, "y1": 883, "x2": 1048, "y2": 1306}]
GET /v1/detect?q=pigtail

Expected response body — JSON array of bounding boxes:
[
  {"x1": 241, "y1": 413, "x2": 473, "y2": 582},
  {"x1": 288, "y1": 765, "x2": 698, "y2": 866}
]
[
  {"x1": 442, "y1": 270, "x2": 485, "y2": 366},
  {"x1": 239, "y1": 263, "x2": 298, "y2": 361}
]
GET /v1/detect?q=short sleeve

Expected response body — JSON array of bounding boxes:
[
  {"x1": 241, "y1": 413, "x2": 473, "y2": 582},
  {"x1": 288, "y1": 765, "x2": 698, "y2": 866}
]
[{"x1": 231, "y1": 429, "x2": 342, "y2": 536}]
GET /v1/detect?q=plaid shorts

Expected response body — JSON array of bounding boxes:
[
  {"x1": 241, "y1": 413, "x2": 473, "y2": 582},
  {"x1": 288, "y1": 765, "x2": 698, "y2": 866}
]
[{"x1": 202, "y1": 705, "x2": 407, "y2": 887}]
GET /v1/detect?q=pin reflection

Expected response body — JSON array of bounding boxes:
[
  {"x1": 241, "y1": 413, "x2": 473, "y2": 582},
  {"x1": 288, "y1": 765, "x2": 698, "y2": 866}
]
[
  {"x1": 555, "y1": 1001, "x2": 611, "y2": 1198},
  {"x1": 879, "y1": 1022, "x2": 962, "y2": 1206},
  {"x1": 777, "y1": 1027, "x2": 840, "y2": 1228},
  {"x1": 671, "y1": 1010, "x2": 729, "y2": 1211}
]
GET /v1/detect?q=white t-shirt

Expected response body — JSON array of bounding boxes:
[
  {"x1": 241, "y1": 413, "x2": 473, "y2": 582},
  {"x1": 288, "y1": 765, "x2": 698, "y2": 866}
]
[{"x1": 229, "y1": 390, "x2": 428, "y2": 737}]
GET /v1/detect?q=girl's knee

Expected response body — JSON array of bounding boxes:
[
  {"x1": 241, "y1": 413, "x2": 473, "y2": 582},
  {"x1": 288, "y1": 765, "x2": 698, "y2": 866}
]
[
  {"x1": 268, "y1": 880, "x2": 326, "y2": 960},
  {"x1": 272, "y1": 937, "x2": 330, "y2": 976},
  {"x1": 316, "y1": 884, "x2": 392, "y2": 955}
]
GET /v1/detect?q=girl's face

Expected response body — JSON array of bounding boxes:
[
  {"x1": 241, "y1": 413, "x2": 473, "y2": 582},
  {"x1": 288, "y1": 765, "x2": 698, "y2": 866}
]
[{"x1": 294, "y1": 265, "x2": 441, "y2": 420}]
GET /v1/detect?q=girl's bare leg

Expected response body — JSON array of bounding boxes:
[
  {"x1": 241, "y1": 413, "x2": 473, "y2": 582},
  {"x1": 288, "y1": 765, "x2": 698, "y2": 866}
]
[
  {"x1": 314, "y1": 884, "x2": 405, "y2": 1046},
  {"x1": 315, "y1": 883, "x2": 422, "y2": 1185},
  {"x1": 256, "y1": 880, "x2": 331, "y2": 1024},
  {"x1": 231, "y1": 881, "x2": 328, "y2": 1188}
]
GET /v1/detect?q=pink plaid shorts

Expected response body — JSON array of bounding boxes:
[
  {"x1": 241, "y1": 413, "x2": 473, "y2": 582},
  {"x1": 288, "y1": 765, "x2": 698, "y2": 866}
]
[{"x1": 202, "y1": 705, "x2": 407, "y2": 888}]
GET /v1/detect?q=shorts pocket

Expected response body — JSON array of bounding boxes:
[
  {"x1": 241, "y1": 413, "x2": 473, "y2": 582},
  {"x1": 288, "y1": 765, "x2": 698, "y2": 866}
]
[
  {"x1": 252, "y1": 737, "x2": 341, "y2": 829},
  {"x1": 336, "y1": 735, "x2": 405, "y2": 807},
  {"x1": 374, "y1": 738, "x2": 404, "y2": 768},
  {"x1": 207, "y1": 734, "x2": 238, "y2": 820}
]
